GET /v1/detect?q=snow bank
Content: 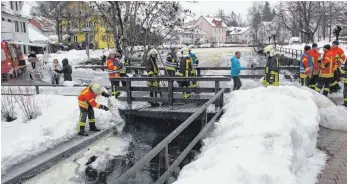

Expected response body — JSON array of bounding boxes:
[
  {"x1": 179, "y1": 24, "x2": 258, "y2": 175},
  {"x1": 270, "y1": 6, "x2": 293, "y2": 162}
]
[
  {"x1": 174, "y1": 86, "x2": 326, "y2": 184},
  {"x1": 46, "y1": 49, "x2": 104, "y2": 66},
  {"x1": 1, "y1": 95, "x2": 123, "y2": 173},
  {"x1": 305, "y1": 88, "x2": 347, "y2": 131},
  {"x1": 63, "y1": 80, "x2": 78, "y2": 87}
]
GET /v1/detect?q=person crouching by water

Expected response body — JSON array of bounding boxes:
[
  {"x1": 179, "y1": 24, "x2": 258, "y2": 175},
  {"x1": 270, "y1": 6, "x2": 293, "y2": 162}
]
[
  {"x1": 230, "y1": 51, "x2": 245, "y2": 91},
  {"x1": 50, "y1": 59, "x2": 62, "y2": 85}
]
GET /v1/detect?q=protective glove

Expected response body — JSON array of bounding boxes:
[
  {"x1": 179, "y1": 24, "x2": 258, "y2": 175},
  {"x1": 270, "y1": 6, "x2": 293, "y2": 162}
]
[
  {"x1": 99, "y1": 105, "x2": 109, "y2": 111},
  {"x1": 101, "y1": 92, "x2": 111, "y2": 98}
]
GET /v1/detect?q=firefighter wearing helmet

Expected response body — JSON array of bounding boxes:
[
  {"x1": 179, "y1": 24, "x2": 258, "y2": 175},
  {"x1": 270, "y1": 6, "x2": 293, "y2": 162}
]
[
  {"x1": 262, "y1": 45, "x2": 279, "y2": 87},
  {"x1": 77, "y1": 83, "x2": 110, "y2": 136},
  {"x1": 315, "y1": 44, "x2": 336, "y2": 96},
  {"x1": 177, "y1": 46, "x2": 193, "y2": 99},
  {"x1": 146, "y1": 49, "x2": 160, "y2": 106},
  {"x1": 330, "y1": 40, "x2": 345, "y2": 93},
  {"x1": 165, "y1": 47, "x2": 179, "y2": 77},
  {"x1": 106, "y1": 49, "x2": 122, "y2": 98}
]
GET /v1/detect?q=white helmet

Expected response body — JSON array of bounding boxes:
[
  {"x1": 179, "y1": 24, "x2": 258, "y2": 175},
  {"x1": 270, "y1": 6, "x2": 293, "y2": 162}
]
[
  {"x1": 108, "y1": 49, "x2": 121, "y2": 57},
  {"x1": 90, "y1": 83, "x2": 102, "y2": 95},
  {"x1": 263, "y1": 45, "x2": 275, "y2": 57},
  {"x1": 148, "y1": 49, "x2": 158, "y2": 56},
  {"x1": 181, "y1": 46, "x2": 189, "y2": 57}
]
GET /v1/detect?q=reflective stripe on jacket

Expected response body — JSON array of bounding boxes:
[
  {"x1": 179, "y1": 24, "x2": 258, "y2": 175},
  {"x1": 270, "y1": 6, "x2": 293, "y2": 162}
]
[
  {"x1": 165, "y1": 52, "x2": 178, "y2": 71},
  {"x1": 78, "y1": 86, "x2": 101, "y2": 109},
  {"x1": 106, "y1": 58, "x2": 120, "y2": 78},
  {"x1": 300, "y1": 52, "x2": 313, "y2": 74},
  {"x1": 331, "y1": 47, "x2": 345, "y2": 69},
  {"x1": 320, "y1": 51, "x2": 335, "y2": 78}
]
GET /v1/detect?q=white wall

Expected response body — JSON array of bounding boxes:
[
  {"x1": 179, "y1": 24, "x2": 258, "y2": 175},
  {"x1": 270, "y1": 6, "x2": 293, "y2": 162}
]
[{"x1": 2, "y1": 14, "x2": 29, "y2": 54}]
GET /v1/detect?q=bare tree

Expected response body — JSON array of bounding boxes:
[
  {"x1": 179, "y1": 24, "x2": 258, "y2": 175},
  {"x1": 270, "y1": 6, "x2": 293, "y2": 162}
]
[{"x1": 93, "y1": 1, "x2": 193, "y2": 60}]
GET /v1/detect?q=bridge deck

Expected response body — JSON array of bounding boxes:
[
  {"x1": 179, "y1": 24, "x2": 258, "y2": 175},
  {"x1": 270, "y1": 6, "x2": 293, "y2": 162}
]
[{"x1": 120, "y1": 103, "x2": 216, "y2": 120}]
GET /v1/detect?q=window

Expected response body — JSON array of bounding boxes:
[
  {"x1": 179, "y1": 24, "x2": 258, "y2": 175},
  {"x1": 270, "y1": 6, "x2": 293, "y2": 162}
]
[
  {"x1": 89, "y1": 34, "x2": 94, "y2": 41},
  {"x1": 7, "y1": 19, "x2": 12, "y2": 22},
  {"x1": 14, "y1": 21, "x2": 19, "y2": 32},
  {"x1": 2, "y1": 18, "x2": 4, "y2": 21},
  {"x1": 73, "y1": 35, "x2": 78, "y2": 42},
  {"x1": 22, "y1": 22, "x2": 26, "y2": 33},
  {"x1": 86, "y1": 21, "x2": 90, "y2": 28},
  {"x1": 101, "y1": 35, "x2": 107, "y2": 42},
  {"x1": 15, "y1": 1, "x2": 18, "y2": 11},
  {"x1": 1, "y1": 49, "x2": 6, "y2": 61},
  {"x1": 10, "y1": 2, "x2": 13, "y2": 10}
]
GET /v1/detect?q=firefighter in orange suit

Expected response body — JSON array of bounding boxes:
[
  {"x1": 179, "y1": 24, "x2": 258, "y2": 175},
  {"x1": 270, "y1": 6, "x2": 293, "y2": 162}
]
[
  {"x1": 299, "y1": 45, "x2": 313, "y2": 87},
  {"x1": 330, "y1": 40, "x2": 346, "y2": 93},
  {"x1": 315, "y1": 44, "x2": 336, "y2": 97},
  {"x1": 77, "y1": 83, "x2": 110, "y2": 136},
  {"x1": 308, "y1": 43, "x2": 321, "y2": 89},
  {"x1": 106, "y1": 49, "x2": 122, "y2": 98}
]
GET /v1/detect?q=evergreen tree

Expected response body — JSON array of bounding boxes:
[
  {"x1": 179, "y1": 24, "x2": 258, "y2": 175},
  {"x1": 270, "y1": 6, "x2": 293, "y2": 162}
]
[{"x1": 262, "y1": 1, "x2": 273, "y2": 21}]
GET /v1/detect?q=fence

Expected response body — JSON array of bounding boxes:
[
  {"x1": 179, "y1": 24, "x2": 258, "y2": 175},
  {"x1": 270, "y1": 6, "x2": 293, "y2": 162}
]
[{"x1": 111, "y1": 88, "x2": 226, "y2": 184}]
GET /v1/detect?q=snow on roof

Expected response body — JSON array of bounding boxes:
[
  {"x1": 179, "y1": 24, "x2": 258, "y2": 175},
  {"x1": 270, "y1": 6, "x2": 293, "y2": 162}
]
[
  {"x1": 201, "y1": 16, "x2": 227, "y2": 28},
  {"x1": 30, "y1": 17, "x2": 56, "y2": 32},
  {"x1": 228, "y1": 27, "x2": 252, "y2": 35},
  {"x1": 28, "y1": 26, "x2": 49, "y2": 43}
]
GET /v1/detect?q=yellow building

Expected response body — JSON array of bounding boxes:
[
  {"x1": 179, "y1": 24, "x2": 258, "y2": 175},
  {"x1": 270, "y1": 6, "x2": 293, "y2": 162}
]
[{"x1": 61, "y1": 2, "x2": 115, "y2": 49}]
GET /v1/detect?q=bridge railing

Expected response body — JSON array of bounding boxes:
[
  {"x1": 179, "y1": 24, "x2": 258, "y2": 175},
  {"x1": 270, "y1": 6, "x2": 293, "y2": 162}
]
[
  {"x1": 112, "y1": 88, "x2": 226, "y2": 184},
  {"x1": 112, "y1": 77, "x2": 230, "y2": 109}
]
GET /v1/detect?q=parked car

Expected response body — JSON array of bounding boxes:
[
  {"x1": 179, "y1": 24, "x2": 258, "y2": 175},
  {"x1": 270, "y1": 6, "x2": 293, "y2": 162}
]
[{"x1": 1, "y1": 41, "x2": 26, "y2": 80}]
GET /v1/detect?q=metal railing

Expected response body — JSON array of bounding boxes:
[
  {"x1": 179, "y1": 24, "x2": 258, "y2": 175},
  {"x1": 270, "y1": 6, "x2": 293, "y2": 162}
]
[{"x1": 112, "y1": 88, "x2": 226, "y2": 184}]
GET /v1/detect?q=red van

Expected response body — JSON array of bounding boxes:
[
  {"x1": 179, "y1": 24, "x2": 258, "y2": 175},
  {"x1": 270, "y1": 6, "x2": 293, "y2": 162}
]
[{"x1": 1, "y1": 41, "x2": 26, "y2": 79}]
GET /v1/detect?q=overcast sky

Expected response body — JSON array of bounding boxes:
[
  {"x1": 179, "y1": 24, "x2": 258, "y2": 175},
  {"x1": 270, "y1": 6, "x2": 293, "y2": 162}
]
[{"x1": 180, "y1": 1, "x2": 254, "y2": 20}]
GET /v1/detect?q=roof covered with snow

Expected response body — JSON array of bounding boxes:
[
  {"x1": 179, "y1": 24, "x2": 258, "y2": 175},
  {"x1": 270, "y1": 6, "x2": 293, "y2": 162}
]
[
  {"x1": 28, "y1": 27, "x2": 49, "y2": 43},
  {"x1": 201, "y1": 16, "x2": 227, "y2": 28},
  {"x1": 29, "y1": 17, "x2": 56, "y2": 32},
  {"x1": 228, "y1": 27, "x2": 252, "y2": 35}
]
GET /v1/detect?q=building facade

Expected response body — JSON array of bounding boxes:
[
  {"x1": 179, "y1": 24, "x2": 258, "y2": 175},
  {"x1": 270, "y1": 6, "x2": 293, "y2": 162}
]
[
  {"x1": 195, "y1": 16, "x2": 227, "y2": 43},
  {"x1": 1, "y1": 1, "x2": 29, "y2": 54},
  {"x1": 227, "y1": 27, "x2": 254, "y2": 44}
]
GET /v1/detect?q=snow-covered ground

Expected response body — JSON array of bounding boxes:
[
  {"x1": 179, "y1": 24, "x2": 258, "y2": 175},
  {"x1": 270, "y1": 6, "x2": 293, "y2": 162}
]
[
  {"x1": 1, "y1": 94, "x2": 124, "y2": 174},
  {"x1": 174, "y1": 86, "x2": 327, "y2": 184},
  {"x1": 279, "y1": 39, "x2": 347, "y2": 54}
]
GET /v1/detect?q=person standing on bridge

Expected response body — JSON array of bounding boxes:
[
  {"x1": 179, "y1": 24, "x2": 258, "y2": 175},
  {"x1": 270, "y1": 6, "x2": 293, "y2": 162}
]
[
  {"x1": 230, "y1": 51, "x2": 245, "y2": 91},
  {"x1": 315, "y1": 44, "x2": 335, "y2": 96},
  {"x1": 262, "y1": 45, "x2": 279, "y2": 87},
  {"x1": 299, "y1": 45, "x2": 313, "y2": 87},
  {"x1": 330, "y1": 40, "x2": 345, "y2": 93},
  {"x1": 165, "y1": 47, "x2": 179, "y2": 79},
  {"x1": 177, "y1": 46, "x2": 193, "y2": 99},
  {"x1": 106, "y1": 49, "x2": 122, "y2": 99},
  {"x1": 189, "y1": 48, "x2": 199, "y2": 89},
  {"x1": 146, "y1": 49, "x2": 160, "y2": 107},
  {"x1": 118, "y1": 49, "x2": 131, "y2": 87},
  {"x1": 308, "y1": 43, "x2": 321, "y2": 89},
  {"x1": 77, "y1": 83, "x2": 110, "y2": 136}
]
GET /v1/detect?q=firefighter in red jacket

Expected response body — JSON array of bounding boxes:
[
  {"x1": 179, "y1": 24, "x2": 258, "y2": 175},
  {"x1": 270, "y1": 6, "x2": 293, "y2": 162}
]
[
  {"x1": 315, "y1": 44, "x2": 336, "y2": 97},
  {"x1": 77, "y1": 83, "x2": 110, "y2": 136},
  {"x1": 307, "y1": 43, "x2": 321, "y2": 89},
  {"x1": 106, "y1": 49, "x2": 122, "y2": 98},
  {"x1": 299, "y1": 45, "x2": 313, "y2": 87},
  {"x1": 330, "y1": 40, "x2": 346, "y2": 93}
]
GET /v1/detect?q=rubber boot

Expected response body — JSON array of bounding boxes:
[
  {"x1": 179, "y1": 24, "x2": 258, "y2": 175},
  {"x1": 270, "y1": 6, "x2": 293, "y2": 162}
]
[
  {"x1": 78, "y1": 126, "x2": 89, "y2": 136},
  {"x1": 89, "y1": 123, "x2": 101, "y2": 132}
]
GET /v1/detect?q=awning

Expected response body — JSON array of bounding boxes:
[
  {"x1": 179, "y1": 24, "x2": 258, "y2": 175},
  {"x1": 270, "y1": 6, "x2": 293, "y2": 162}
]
[{"x1": 8, "y1": 41, "x2": 48, "y2": 48}]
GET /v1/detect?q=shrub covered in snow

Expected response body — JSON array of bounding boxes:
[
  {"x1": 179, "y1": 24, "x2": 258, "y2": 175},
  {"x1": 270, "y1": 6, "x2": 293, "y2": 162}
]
[
  {"x1": 14, "y1": 87, "x2": 41, "y2": 122},
  {"x1": 1, "y1": 87, "x2": 17, "y2": 122},
  {"x1": 174, "y1": 86, "x2": 326, "y2": 184}
]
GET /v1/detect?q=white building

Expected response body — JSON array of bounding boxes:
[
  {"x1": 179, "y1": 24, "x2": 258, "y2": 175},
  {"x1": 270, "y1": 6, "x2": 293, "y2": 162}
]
[
  {"x1": 227, "y1": 27, "x2": 254, "y2": 44},
  {"x1": 257, "y1": 16, "x2": 291, "y2": 44},
  {"x1": 1, "y1": 1, "x2": 29, "y2": 54},
  {"x1": 177, "y1": 28, "x2": 207, "y2": 45},
  {"x1": 195, "y1": 16, "x2": 228, "y2": 43}
]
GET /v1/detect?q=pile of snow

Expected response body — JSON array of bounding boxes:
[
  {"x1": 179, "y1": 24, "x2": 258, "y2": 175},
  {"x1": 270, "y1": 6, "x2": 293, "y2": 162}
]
[
  {"x1": 304, "y1": 88, "x2": 347, "y2": 131},
  {"x1": 63, "y1": 81, "x2": 78, "y2": 87},
  {"x1": 289, "y1": 37, "x2": 301, "y2": 44},
  {"x1": 174, "y1": 86, "x2": 326, "y2": 184},
  {"x1": 1, "y1": 95, "x2": 123, "y2": 173},
  {"x1": 44, "y1": 49, "x2": 104, "y2": 66}
]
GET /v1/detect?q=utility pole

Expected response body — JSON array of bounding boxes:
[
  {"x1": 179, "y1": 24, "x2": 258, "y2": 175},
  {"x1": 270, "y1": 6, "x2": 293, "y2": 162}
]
[{"x1": 329, "y1": 2, "x2": 332, "y2": 42}]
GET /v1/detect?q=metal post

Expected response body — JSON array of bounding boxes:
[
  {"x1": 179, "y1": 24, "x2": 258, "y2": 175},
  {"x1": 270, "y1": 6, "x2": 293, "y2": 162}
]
[
  {"x1": 168, "y1": 80, "x2": 173, "y2": 108},
  {"x1": 126, "y1": 80, "x2": 132, "y2": 109},
  {"x1": 219, "y1": 92, "x2": 224, "y2": 108},
  {"x1": 158, "y1": 146, "x2": 169, "y2": 184},
  {"x1": 35, "y1": 86, "x2": 39, "y2": 94},
  {"x1": 296, "y1": 50, "x2": 297, "y2": 58},
  {"x1": 214, "y1": 81, "x2": 220, "y2": 111},
  {"x1": 197, "y1": 68, "x2": 201, "y2": 77}
]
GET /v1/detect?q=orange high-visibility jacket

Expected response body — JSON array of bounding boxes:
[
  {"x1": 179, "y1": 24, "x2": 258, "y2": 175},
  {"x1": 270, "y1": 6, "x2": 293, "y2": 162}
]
[
  {"x1": 307, "y1": 49, "x2": 321, "y2": 74},
  {"x1": 320, "y1": 50, "x2": 335, "y2": 78},
  {"x1": 301, "y1": 54, "x2": 311, "y2": 73},
  {"x1": 106, "y1": 58, "x2": 120, "y2": 78},
  {"x1": 78, "y1": 86, "x2": 101, "y2": 109},
  {"x1": 331, "y1": 47, "x2": 345, "y2": 69}
]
